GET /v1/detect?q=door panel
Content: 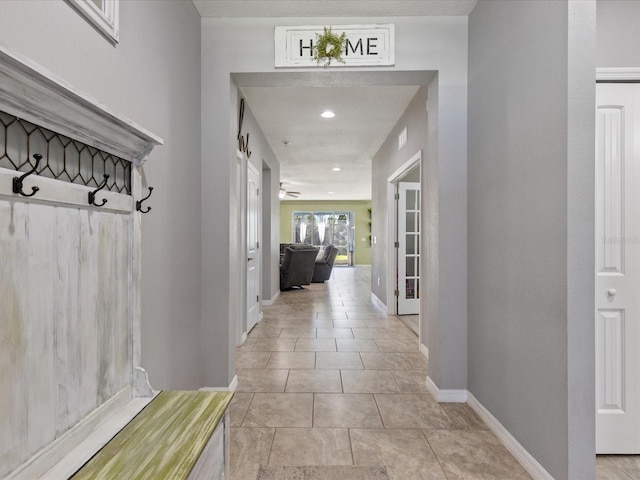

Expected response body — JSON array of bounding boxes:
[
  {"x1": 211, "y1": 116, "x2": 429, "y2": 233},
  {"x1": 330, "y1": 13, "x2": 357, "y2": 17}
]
[
  {"x1": 397, "y1": 182, "x2": 420, "y2": 315},
  {"x1": 595, "y1": 83, "x2": 640, "y2": 453},
  {"x1": 246, "y1": 162, "x2": 260, "y2": 333}
]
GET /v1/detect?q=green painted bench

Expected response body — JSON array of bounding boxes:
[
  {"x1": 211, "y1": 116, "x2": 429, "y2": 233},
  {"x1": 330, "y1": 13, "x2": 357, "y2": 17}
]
[{"x1": 66, "y1": 390, "x2": 233, "y2": 480}]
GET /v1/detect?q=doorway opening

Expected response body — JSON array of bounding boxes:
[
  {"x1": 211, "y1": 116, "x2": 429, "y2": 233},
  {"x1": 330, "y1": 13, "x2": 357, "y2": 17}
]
[{"x1": 387, "y1": 151, "x2": 422, "y2": 337}]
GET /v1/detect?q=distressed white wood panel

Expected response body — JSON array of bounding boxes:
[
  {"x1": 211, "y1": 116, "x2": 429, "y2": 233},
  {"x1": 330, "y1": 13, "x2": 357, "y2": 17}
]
[
  {"x1": 596, "y1": 107, "x2": 625, "y2": 274},
  {"x1": 596, "y1": 310, "x2": 625, "y2": 413},
  {"x1": 114, "y1": 213, "x2": 131, "y2": 388},
  {"x1": 0, "y1": 200, "x2": 29, "y2": 478},
  {"x1": 78, "y1": 210, "x2": 100, "y2": 419},
  {"x1": 0, "y1": 47, "x2": 161, "y2": 477},
  {"x1": 26, "y1": 203, "x2": 58, "y2": 457},
  {"x1": 94, "y1": 210, "x2": 130, "y2": 404},
  {"x1": 54, "y1": 207, "x2": 81, "y2": 433},
  {"x1": 1, "y1": 200, "x2": 132, "y2": 477}
]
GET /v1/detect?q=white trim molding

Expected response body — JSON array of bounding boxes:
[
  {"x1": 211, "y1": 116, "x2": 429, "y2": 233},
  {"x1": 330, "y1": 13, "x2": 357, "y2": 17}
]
[
  {"x1": 370, "y1": 292, "x2": 386, "y2": 311},
  {"x1": 200, "y1": 375, "x2": 238, "y2": 393},
  {"x1": 596, "y1": 67, "x2": 640, "y2": 82},
  {"x1": 262, "y1": 290, "x2": 280, "y2": 306},
  {"x1": 467, "y1": 393, "x2": 554, "y2": 480},
  {"x1": 0, "y1": 45, "x2": 163, "y2": 166},
  {"x1": 425, "y1": 376, "x2": 467, "y2": 403},
  {"x1": 419, "y1": 342, "x2": 429, "y2": 359},
  {"x1": 66, "y1": 0, "x2": 120, "y2": 44}
]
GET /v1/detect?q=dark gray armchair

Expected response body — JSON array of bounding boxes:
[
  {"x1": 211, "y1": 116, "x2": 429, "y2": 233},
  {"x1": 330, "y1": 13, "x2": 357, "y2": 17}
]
[
  {"x1": 312, "y1": 245, "x2": 339, "y2": 283},
  {"x1": 280, "y1": 245, "x2": 319, "y2": 290}
]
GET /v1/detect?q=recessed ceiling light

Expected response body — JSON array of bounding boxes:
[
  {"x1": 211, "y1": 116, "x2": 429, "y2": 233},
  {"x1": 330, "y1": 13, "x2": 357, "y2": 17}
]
[
  {"x1": 332, "y1": 167, "x2": 341, "y2": 172},
  {"x1": 328, "y1": 191, "x2": 334, "y2": 194},
  {"x1": 321, "y1": 110, "x2": 335, "y2": 118}
]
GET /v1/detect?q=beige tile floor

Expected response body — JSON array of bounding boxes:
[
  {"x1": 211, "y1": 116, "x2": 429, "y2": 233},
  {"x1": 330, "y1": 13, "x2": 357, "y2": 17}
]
[
  {"x1": 229, "y1": 266, "x2": 533, "y2": 480},
  {"x1": 597, "y1": 455, "x2": 640, "y2": 479}
]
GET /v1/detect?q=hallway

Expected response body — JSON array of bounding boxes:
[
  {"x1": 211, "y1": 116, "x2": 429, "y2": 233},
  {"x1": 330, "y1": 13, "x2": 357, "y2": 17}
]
[{"x1": 229, "y1": 267, "x2": 531, "y2": 479}]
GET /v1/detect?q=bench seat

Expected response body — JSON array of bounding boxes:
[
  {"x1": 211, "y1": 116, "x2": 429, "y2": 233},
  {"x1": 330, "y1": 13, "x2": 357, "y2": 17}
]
[{"x1": 71, "y1": 390, "x2": 233, "y2": 480}]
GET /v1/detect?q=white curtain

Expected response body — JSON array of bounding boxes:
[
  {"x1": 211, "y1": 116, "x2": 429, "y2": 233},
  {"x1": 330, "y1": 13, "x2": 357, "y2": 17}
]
[
  {"x1": 317, "y1": 214, "x2": 327, "y2": 243},
  {"x1": 299, "y1": 220, "x2": 307, "y2": 243}
]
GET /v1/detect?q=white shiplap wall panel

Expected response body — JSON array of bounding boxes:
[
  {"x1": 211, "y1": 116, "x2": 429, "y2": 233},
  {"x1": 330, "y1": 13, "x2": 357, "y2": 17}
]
[
  {"x1": 26, "y1": 203, "x2": 58, "y2": 457},
  {"x1": 78, "y1": 210, "x2": 100, "y2": 421},
  {"x1": 55, "y1": 206, "x2": 81, "y2": 435},
  {"x1": 0, "y1": 200, "x2": 131, "y2": 476},
  {"x1": 0, "y1": 47, "x2": 162, "y2": 478},
  {"x1": 0, "y1": 200, "x2": 29, "y2": 476}
]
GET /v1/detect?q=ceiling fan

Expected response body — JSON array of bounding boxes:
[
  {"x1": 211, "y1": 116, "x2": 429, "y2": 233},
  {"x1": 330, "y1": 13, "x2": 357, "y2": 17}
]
[{"x1": 279, "y1": 182, "x2": 300, "y2": 199}]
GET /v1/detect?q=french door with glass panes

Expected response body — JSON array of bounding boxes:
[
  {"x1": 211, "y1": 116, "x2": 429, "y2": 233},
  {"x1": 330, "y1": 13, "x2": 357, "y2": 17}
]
[{"x1": 397, "y1": 182, "x2": 420, "y2": 315}]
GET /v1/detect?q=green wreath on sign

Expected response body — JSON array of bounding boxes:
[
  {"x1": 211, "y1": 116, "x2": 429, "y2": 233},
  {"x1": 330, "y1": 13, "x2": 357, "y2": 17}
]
[{"x1": 313, "y1": 27, "x2": 347, "y2": 67}]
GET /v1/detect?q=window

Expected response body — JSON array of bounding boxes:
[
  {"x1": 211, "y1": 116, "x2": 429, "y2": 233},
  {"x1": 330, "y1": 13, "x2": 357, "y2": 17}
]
[
  {"x1": 67, "y1": 0, "x2": 119, "y2": 44},
  {"x1": 293, "y1": 211, "x2": 355, "y2": 266}
]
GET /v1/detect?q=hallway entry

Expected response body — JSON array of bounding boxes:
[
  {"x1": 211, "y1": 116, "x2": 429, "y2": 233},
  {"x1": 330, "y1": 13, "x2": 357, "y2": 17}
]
[{"x1": 229, "y1": 267, "x2": 530, "y2": 479}]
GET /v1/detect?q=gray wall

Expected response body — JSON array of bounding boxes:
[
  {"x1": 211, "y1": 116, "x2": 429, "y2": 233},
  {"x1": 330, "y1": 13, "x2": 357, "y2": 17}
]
[
  {"x1": 0, "y1": 0, "x2": 203, "y2": 390},
  {"x1": 597, "y1": 0, "x2": 640, "y2": 68},
  {"x1": 467, "y1": 1, "x2": 595, "y2": 479},
  {"x1": 202, "y1": 16, "x2": 469, "y2": 390},
  {"x1": 234, "y1": 88, "x2": 281, "y2": 314},
  {"x1": 371, "y1": 87, "x2": 427, "y2": 307}
]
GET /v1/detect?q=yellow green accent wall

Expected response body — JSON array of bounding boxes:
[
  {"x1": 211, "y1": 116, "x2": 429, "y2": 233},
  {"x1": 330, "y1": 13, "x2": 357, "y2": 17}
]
[{"x1": 280, "y1": 200, "x2": 372, "y2": 265}]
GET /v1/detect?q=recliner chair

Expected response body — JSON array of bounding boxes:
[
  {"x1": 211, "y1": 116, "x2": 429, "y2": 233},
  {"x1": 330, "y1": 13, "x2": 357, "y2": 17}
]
[
  {"x1": 312, "y1": 245, "x2": 339, "y2": 283},
  {"x1": 280, "y1": 245, "x2": 319, "y2": 290}
]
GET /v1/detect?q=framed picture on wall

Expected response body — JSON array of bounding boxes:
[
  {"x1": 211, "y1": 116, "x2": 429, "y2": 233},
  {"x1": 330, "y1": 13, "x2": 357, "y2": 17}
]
[{"x1": 66, "y1": 0, "x2": 119, "y2": 44}]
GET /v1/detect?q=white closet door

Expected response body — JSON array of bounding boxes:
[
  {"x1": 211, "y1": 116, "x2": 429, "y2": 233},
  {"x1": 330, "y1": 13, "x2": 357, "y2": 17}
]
[{"x1": 595, "y1": 83, "x2": 640, "y2": 453}]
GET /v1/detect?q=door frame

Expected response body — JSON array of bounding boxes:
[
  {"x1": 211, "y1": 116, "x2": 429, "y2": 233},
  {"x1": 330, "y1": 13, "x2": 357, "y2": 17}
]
[
  {"x1": 386, "y1": 150, "x2": 422, "y2": 320},
  {"x1": 246, "y1": 160, "x2": 261, "y2": 333},
  {"x1": 595, "y1": 67, "x2": 640, "y2": 452},
  {"x1": 236, "y1": 149, "x2": 247, "y2": 347}
]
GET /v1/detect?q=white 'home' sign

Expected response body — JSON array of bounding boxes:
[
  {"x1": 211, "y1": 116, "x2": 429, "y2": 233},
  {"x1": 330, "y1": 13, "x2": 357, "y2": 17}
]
[{"x1": 275, "y1": 24, "x2": 395, "y2": 68}]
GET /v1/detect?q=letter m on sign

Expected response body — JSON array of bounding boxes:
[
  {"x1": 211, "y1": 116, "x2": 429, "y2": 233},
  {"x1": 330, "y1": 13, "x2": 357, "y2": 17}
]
[{"x1": 345, "y1": 38, "x2": 363, "y2": 56}]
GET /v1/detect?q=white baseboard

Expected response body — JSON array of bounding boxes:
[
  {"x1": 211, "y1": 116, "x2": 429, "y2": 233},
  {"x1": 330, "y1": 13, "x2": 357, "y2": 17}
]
[
  {"x1": 8, "y1": 387, "x2": 137, "y2": 480},
  {"x1": 419, "y1": 343, "x2": 429, "y2": 359},
  {"x1": 200, "y1": 375, "x2": 238, "y2": 393},
  {"x1": 467, "y1": 392, "x2": 554, "y2": 480},
  {"x1": 370, "y1": 292, "x2": 386, "y2": 311},
  {"x1": 262, "y1": 290, "x2": 280, "y2": 306},
  {"x1": 425, "y1": 376, "x2": 467, "y2": 403}
]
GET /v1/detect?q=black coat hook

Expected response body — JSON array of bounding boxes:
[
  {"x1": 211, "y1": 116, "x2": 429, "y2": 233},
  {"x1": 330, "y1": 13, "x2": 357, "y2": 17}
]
[
  {"x1": 88, "y1": 174, "x2": 109, "y2": 207},
  {"x1": 136, "y1": 186, "x2": 153, "y2": 214},
  {"x1": 13, "y1": 154, "x2": 42, "y2": 197}
]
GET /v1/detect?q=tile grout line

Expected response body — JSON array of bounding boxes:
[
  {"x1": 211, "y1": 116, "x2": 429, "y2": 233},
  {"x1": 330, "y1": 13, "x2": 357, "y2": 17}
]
[{"x1": 238, "y1": 392, "x2": 255, "y2": 427}]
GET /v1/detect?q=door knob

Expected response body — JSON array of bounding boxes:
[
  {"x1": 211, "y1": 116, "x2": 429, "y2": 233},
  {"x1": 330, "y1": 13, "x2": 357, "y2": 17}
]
[{"x1": 607, "y1": 289, "x2": 617, "y2": 297}]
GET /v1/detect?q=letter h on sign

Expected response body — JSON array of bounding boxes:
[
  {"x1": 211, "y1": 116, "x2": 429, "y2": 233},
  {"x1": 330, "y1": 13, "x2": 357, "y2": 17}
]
[{"x1": 300, "y1": 39, "x2": 314, "y2": 57}]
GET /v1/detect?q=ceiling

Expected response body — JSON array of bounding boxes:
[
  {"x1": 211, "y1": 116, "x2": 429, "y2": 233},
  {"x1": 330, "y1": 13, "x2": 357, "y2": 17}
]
[
  {"x1": 240, "y1": 84, "x2": 420, "y2": 200},
  {"x1": 192, "y1": 1, "x2": 478, "y2": 18},
  {"x1": 196, "y1": 1, "x2": 476, "y2": 200}
]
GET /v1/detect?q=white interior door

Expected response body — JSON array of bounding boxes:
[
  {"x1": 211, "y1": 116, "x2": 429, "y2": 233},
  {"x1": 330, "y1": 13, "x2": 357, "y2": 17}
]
[
  {"x1": 397, "y1": 181, "x2": 420, "y2": 315},
  {"x1": 246, "y1": 162, "x2": 260, "y2": 333},
  {"x1": 595, "y1": 83, "x2": 640, "y2": 453}
]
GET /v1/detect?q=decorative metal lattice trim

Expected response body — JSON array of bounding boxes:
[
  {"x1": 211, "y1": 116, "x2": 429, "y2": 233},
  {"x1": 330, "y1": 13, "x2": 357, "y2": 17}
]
[{"x1": 0, "y1": 111, "x2": 131, "y2": 195}]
